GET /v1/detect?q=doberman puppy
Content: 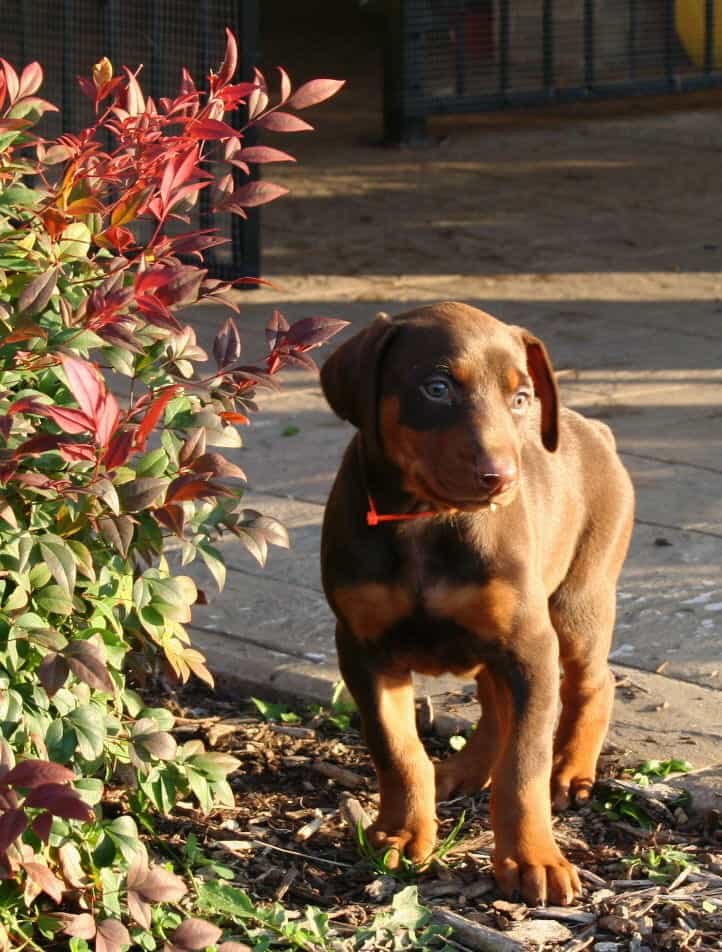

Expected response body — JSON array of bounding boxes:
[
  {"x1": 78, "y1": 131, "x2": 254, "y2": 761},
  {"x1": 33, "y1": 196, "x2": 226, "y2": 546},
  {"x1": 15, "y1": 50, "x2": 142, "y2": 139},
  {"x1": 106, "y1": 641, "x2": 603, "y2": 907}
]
[{"x1": 320, "y1": 302, "x2": 634, "y2": 907}]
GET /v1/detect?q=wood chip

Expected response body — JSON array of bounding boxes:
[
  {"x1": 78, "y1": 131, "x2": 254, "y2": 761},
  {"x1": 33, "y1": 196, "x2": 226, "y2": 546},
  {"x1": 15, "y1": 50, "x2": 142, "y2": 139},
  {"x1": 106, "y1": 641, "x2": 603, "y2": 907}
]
[
  {"x1": 339, "y1": 794, "x2": 371, "y2": 831},
  {"x1": 270, "y1": 724, "x2": 316, "y2": 739},
  {"x1": 431, "y1": 908, "x2": 525, "y2": 951},
  {"x1": 505, "y1": 917, "x2": 573, "y2": 944},
  {"x1": 295, "y1": 811, "x2": 323, "y2": 842},
  {"x1": 532, "y1": 907, "x2": 596, "y2": 925},
  {"x1": 275, "y1": 866, "x2": 298, "y2": 901},
  {"x1": 312, "y1": 761, "x2": 366, "y2": 789},
  {"x1": 207, "y1": 722, "x2": 241, "y2": 746}
]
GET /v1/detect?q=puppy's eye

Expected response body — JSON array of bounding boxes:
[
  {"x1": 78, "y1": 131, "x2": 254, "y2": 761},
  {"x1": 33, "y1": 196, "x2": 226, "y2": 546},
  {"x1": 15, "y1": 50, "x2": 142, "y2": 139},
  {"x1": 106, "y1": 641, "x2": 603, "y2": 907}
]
[
  {"x1": 421, "y1": 377, "x2": 451, "y2": 401},
  {"x1": 512, "y1": 391, "x2": 531, "y2": 411}
]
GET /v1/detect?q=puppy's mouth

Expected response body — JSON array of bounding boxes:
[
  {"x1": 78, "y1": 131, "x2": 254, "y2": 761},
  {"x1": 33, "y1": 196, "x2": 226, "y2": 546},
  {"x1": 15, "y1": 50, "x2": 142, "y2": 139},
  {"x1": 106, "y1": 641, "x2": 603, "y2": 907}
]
[{"x1": 407, "y1": 467, "x2": 518, "y2": 513}]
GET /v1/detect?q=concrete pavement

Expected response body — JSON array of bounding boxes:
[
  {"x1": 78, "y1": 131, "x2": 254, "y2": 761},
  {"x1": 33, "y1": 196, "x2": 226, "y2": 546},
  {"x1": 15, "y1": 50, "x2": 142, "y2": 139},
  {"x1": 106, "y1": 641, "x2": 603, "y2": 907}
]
[{"x1": 183, "y1": 105, "x2": 722, "y2": 806}]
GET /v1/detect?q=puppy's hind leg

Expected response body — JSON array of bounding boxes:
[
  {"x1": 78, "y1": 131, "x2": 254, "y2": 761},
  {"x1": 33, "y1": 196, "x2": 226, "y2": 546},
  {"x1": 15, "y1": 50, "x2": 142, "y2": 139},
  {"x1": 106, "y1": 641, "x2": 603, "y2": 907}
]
[
  {"x1": 550, "y1": 584, "x2": 617, "y2": 812},
  {"x1": 435, "y1": 668, "x2": 500, "y2": 801}
]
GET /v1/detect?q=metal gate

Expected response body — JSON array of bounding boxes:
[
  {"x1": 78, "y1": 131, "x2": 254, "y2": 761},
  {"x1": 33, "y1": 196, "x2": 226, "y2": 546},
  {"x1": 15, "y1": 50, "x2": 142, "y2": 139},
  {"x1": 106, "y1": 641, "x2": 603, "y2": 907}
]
[
  {"x1": 1, "y1": 0, "x2": 260, "y2": 278},
  {"x1": 385, "y1": 0, "x2": 722, "y2": 141}
]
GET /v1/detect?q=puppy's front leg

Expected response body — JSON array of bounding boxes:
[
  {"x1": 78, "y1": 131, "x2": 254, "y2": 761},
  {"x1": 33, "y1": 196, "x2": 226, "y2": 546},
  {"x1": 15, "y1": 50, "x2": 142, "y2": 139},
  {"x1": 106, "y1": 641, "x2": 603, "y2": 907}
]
[
  {"x1": 336, "y1": 624, "x2": 437, "y2": 866},
  {"x1": 489, "y1": 627, "x2": 582, "y2": 907}
]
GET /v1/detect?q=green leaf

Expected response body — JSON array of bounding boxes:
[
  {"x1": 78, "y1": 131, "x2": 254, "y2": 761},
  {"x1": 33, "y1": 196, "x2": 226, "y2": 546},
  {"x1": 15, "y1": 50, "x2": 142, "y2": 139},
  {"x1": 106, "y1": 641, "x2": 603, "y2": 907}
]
[
  {"x1": 197, "y1": 540, "x2": 226, "y2": 591},
  {"x1": 68, "y1": 703, "x2": 106, "y2": 760},
  {"x1": 250, "y1": 697, "x2": 302, "y2": 723},
  {"x1": 190, "y1": 752, "x2": 241, "y2": 782},
  {"x1": 186, "y1": 768, "x2": 213, "y2": 813},
  {"x1": 57, "y1": 222, "x2": 91, "y2": 260},
  {"x1": 35, "y1": 584, "x2": 74, "y2": 616},
  {"x1": 135, "y1": 448, "x2": 169, "y2": 478},
  {"x1": 66, "y1": 540, "x2": 95, "y2": 581},
  {"x1": 74, "y1": 778, "x2": 104, "y2": 806},
  {"x1": 196, "y1": 880, "x2": 256, "y2": 919},
  {"x1": 138, "y1": 707, "x2": 174, "y2": 731},
  {"x1": 105, "y1": 815, "x2": 147, "y2": 865},
  {"x1": 139, "y1": 769, "x2": 177, "y2": 815},
  {"x1": 39, "y1": 536, "x2": 77, "y2": 596}
]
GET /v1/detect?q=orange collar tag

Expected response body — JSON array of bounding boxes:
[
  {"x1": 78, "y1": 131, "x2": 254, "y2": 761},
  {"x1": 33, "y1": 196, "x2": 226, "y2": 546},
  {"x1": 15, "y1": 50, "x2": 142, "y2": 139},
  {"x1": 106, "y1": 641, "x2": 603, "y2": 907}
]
[{"x1": 366, "y1": 494, "x2": 436, "y2": 527}]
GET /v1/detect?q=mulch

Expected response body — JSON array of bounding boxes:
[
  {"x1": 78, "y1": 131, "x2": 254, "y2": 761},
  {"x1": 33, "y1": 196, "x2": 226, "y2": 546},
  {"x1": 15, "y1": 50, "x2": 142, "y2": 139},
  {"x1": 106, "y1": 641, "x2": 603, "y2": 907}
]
[{"x1": 140, "y1": 682, "x2": 722, "y2": 951}]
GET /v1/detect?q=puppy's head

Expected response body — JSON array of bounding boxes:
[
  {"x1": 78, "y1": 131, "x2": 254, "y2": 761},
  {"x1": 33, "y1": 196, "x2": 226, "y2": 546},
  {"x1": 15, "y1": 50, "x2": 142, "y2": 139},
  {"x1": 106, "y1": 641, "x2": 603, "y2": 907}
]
[{"x1": 321, "y1": 302, "x2": 559, "y2": 511}]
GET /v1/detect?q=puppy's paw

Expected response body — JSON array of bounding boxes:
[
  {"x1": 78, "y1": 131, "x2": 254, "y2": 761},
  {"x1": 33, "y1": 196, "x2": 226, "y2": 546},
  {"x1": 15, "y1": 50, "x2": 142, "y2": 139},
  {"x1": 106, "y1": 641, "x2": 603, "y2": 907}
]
[
  {"x1": 495, "y1": 847, "x2": 582, "y2": 907},
  {"x1": 435, "y1": 755, "x2": 491, "y2": 802},
  {"x1": 366, "y1": 820, "x2": 437, "y2": 868},
  {"x1": 551, "y1": 769, "x2": 595, "y2": 812}
]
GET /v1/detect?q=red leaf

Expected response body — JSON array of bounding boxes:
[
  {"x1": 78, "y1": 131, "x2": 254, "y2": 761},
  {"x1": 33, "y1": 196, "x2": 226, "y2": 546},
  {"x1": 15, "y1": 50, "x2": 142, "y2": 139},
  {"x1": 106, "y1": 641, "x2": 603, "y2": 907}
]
[
  {"x1": 18, "y1": 268, "x2": 57, "y2": 315},
  {"x1": 4, "y1": 760, "x2": 74, "y2": 788},
  {"x1": 283, "y1": 316, "x2": 350, "y2": 349},
  {"x1": 127, "y1": 890, "x2": 151, "y2": 930},
  {"x1": 165, "y1": 476, "x2": 221, "y2": 504},
  {"x1": 32, "y1": 811, "x2": 53, "y2": 843},
  {"x1": 277, "y1": 66, "x2": 292, "y2": 104},
  {"x1": 173, "y1": 918, "x2": 222, "y2": 950},
  {"x1": 98, "y1": 515, "x2": 134, "y2": 557},
  {"x1": 153, "y1": 504, "x2": 185, "y2": 536},
  {"x1": 0, "y1": 808, "x2": 27, "y2": 851},
  {"x1": 95, "y1": 392, "x2": 121, "y2": 447},
  {"x1": 287, "y1": 78, "x2": 345, "y2": 110},
  {"x1": 95, "y1": 918, "x2": 130, "y2": 952},
  {"x1": 18, "y1": 62, "x2": 43, "y2": 99},
  {"x1": 35, "y1": 404, "x2": 95, "y2": 436},
  {"x1": 61, "y1": 912, "x2": 97, "y2": 939},
  {"x1": 213, "y1": 318, "x2": 241, "y2": 368},
  {"x1": 219, "y1": 411, "x2": 249, "y2": 425},
  {"x1": 58, "y1": 441, "x2": 97, "y2": 463},
  {"x1": 216, "y1": 28, "x2": 238, "y2": 87},
  {"x1": 103, "y1": 430, "x2": 135, "y2": 469},
  {"x1": 64, "y1": 641, "x2": 115, "y2": 693},
  {"x1": 25, "y1": 783, "x2": 94, "y2": 822},
  {"x1": 266, "y1": 309, "x2": 289, "y2": 351},
  {"x1": 186, "y1": 118, "x2": 239, "y2": 140},
  {"x1": 134, "y1": 865, "x2": 187, "y2": 902},
  {"x1": 1, "y1": 59, "x2": 19, "y2": 103},
  {"x1": 135, "y1": 387, "x2": 182, "y2": 452},
  {"x1": 190, "y1": 453, "x2": 246, "y2": 481},
  {"x1": 235, "y1": 145, "x2": 296, "y2": 164},
  {"x1": 254, "y1": 111, "x2": 313, "y2": 133},
  {"x1": 38, "y1": 652, "x2": 70, "y2": 697},
  {"x1": 22, "y1": 861, "x2": 64, "y2": 903},
  {"x1": 218, "y1": 82, "x2": 258, "y2": 108},
  {"x1": 220, "y1": 181, "x2": 288, "y2": 210},
  {"x1": 60, "y1": 355, "x2": 104, "y2": 421},
  {"x1": 122, "y1": 67, "x2": 145, "y2": 115}
]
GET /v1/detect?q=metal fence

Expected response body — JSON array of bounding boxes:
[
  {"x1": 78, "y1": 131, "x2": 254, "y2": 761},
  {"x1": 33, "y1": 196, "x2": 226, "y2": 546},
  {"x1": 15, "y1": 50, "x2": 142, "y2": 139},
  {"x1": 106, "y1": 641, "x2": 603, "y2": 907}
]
[
  {"x1": 1, "y1": 0, "x2": 260, "y2": 278},
  {"x1": 385, "y1": 0, "x2": 722, "y2": 141}
]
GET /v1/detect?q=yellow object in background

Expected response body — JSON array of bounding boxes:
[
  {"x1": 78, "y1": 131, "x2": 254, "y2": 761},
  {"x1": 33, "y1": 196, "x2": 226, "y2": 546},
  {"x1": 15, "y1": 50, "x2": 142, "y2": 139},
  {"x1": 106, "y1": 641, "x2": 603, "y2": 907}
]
[{"x1": 676, "y1": 0, "x2": 722, "y2": 66}]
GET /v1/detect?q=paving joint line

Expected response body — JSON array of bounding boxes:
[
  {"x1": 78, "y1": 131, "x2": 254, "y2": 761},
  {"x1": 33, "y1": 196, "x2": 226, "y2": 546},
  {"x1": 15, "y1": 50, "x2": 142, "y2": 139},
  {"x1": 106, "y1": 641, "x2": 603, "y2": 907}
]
[
  {"x1": 620, "y1": 450, "x2": 722, "y2": 477},
  {"x1": 633, "y1": 517, "x2": 722, "y2": 540},
  {"x1": 612, "y1": 659, "x2": 722, "y2": 695}
]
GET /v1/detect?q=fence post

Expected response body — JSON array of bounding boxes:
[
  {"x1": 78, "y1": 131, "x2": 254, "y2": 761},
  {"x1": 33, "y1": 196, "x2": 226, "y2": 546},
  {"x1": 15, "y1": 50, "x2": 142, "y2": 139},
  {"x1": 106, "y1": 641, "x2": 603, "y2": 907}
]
[
  {"x1": 233, "y1": 0, "x2": 261, "y2": 279},
  {"x1": 384, "y1": 0, "x2": 426, "y2": 144}
]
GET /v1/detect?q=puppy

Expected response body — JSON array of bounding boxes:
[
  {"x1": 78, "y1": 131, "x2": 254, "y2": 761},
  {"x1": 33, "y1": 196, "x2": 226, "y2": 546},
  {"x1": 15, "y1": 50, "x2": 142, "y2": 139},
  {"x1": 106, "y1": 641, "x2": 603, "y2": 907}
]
[{"x1": 320, "y1": 302, "x2": 634, "y2": 906}]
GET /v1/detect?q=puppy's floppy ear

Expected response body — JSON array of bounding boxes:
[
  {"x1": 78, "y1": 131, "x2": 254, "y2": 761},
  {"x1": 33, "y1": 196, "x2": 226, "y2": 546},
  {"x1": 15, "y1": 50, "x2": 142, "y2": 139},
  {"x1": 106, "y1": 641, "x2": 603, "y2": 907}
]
[
  {"x1": 320, "y1": 314, "x2": 397, "y2": 450},
  {"x1": 519, "y1": 330, "x2": 559, "y2": 452}
]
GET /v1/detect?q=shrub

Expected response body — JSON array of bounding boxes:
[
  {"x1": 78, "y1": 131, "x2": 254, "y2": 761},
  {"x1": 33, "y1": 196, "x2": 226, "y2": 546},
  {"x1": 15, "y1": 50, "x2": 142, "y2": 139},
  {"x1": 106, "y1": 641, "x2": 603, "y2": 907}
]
[{"x1": 0, "y1": 35, "x2": 345, "y2": 948}]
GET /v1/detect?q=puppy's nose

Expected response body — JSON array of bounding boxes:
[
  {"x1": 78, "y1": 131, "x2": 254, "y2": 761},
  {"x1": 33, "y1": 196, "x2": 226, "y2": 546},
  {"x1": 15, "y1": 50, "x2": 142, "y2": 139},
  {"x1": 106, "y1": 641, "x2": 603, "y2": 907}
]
[{"x1": 480, "y1": 464, "x2": 517, "y2": 496}]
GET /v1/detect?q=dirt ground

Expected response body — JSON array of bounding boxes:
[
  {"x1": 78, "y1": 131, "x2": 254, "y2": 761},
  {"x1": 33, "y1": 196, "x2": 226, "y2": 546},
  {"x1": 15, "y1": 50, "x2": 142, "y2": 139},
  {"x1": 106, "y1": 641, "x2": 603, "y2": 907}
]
[{"x1": 153, "y1": 680, "x2": 722, "y2": 951}]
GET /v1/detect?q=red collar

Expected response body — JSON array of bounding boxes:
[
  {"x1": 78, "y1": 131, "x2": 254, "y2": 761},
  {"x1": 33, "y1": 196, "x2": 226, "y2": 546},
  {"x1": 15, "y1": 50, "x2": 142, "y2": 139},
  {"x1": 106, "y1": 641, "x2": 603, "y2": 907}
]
[{"x1": 366, "y1": 493, "x2": 436, "y2": 526}]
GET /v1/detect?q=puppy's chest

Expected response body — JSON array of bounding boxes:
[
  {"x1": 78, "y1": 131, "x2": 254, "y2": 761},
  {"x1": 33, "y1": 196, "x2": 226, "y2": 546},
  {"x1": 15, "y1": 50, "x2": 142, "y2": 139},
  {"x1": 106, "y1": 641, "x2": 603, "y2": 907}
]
[{"x1": 332, "y1": 529, "x2": 519, "y2": 671}]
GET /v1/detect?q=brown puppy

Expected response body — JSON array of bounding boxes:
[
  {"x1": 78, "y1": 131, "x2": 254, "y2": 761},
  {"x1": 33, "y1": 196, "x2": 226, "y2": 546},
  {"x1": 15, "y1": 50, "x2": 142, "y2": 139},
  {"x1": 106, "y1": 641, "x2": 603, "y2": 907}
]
[{"x1": 320, "y1": 303, "x2": 634, "y2": 907}]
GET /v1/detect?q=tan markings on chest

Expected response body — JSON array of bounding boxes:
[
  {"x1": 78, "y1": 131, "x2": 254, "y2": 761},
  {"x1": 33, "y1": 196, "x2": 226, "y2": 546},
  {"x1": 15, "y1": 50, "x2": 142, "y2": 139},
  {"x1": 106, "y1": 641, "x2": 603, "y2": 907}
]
[
  {"x1": 425, "y1": 578, "x2": 519, "y2": 638},
  {"x1": 332, "y1": 583, "x2": 414, "y2": 641},
  {"x1": 332, "y1": 578, "x2": 519, "y2": 643}
]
